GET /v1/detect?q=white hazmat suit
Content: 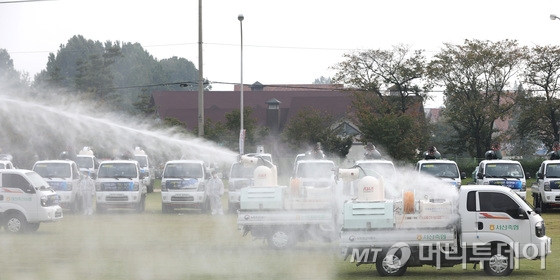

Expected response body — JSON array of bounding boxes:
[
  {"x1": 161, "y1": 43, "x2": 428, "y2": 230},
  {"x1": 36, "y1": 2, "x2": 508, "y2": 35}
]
[
  {"x1": 206, "y1": 172, "x2": 224, "y2": 215},
  {"x1": 79, "y1": 172, "x2": 95, "y2": 215}
]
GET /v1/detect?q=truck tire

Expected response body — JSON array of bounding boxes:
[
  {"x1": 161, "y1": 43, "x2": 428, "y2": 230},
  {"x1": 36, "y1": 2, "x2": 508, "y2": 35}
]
[
  {"x1": 135, "y1": 196, "x2": 146, "y2": 213},
  {"x1": 27, "y1": 223, "x2": 40, "y2": 232},
  {"x1": 96, "y1": 203, "x2": 106, "y2": 214},
  {"x1": 376, "y1": 249, "x2": 408, "y2": 276},
  {"x1": 534, "y1": 194, "x2": 547, "y2": 213},
  {"x1": 267, "y1": 228, "x2": 296, "y2": 249},
  {"x1": 483, "y1": 246, "x2": 513, "y2": 276},
  {"x1": 5, "y1": 212, "x2": 28, "y2": 234}
]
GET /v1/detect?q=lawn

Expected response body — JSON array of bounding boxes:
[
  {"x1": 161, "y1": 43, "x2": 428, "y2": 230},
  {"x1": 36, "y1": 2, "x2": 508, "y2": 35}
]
[{"x1": 0, "y1": 188, "x2": 557, "y2": 280}]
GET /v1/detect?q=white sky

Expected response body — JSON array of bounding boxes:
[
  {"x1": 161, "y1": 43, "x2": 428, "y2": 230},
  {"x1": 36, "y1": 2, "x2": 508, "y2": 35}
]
[{"x1": 2, "y1": 0, "x2": 560, "y2": 107}]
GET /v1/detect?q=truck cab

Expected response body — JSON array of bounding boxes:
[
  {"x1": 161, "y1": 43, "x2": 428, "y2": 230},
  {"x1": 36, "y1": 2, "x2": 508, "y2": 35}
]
[
  {"x1": 133, "y1": 147, "x2": 154, "y2": 193},
  {"x1": 160, "y1": 160, "x2": 208, "y2": 213},
  {"x1": 0, "y1": 169, "x2": 63, "y2": 233},
  {"x1": 32, "y1": 160, "x2": 82, "y2": 213},
  {"x1": 95, "y1": 160, "x2": 146, "y2": 213},
  {"x1": 476, "y1": 159, "x2": 526, "y2": 199},
  {"x1": 416, "y1": 159, "x2": 465, "y2": 188},
  {"x1": 227, "y1": 161, "x2": 256, "y2": 212},
  {"x1": 0, "y1": 160, "x2": 15, "y2": 169},
  {"x1": 75, "y1": 147, "x2": 99, "y2": 176},
  {"x1": 532, "y1": 160, "x2": 560, "y2": 211}
]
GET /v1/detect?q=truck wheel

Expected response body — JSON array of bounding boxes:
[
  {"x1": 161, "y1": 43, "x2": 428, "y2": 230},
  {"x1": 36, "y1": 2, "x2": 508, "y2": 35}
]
[
  {"x1": 135, "y1": 196, "x2": 146, "y2": 213},
  {"x1": 532, "y1": 193, "x2": 538, "y2": 207},
  {"x1": 484, "y1": 247, "x2": 513, "y2": 276},
  {"x1": 96, "y1": 203, "x2": 106, "y2": 214},
  {"x1": 5, "y1": 212, "x2": 28, "y2": 234},
  {"x1": 376, "y1": 249, "x2": 408, "y2": 276},
  {"x1": 162, "y1": 203, "x2": 170, "y2": 214},
  {"x1": 27, "y1": 223, "x2": 40, "y2": 232},
  {"x1": 539, "y1": 196, "x2": 548, "y2": 213},
  {"x1": 200, "y1": 200, "x2": 210, "y2": 214},
  {"x1": 267, "y1": 228, "x2": 296, "y2": 249}
]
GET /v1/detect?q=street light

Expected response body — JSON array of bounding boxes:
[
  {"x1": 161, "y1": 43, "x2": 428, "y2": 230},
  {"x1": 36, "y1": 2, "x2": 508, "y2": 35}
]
[
  {"x1": 238, "y1": 14, "x2": 245, "y2": 155},
  {"x1": 551, "y1": 14, "x2": 560, "y2": 21}
]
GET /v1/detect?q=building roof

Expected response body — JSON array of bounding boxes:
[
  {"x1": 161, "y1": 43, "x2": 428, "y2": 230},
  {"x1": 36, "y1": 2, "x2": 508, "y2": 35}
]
[{"x1": 151, "y1": 90, "x2": 353, "y2": 131}]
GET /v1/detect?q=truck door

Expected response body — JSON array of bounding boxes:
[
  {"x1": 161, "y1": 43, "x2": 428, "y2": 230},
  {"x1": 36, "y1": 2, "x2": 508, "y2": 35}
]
[
  {"x1": 474, "y1": 191, "x2": 529, "y2": 246},
  {"x1": 1, "y1": 173, "x2": 38, "y2": 216}
]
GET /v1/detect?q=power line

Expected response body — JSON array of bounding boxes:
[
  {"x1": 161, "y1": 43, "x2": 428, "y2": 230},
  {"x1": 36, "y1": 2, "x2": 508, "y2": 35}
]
[{"x1": 0, "y1": 0, "x2": 54, "y2": 4}]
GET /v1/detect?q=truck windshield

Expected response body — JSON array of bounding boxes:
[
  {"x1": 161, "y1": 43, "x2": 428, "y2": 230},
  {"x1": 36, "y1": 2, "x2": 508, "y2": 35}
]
[
  {"x1": 546, "y1": 163, "x2": 560, "y2": 178},
  {"x1": 98, "y1": 163, "x2": 137, "y2": 178},
  {"x1": 230, "y1": 163, "x2": 255, "y2": 179},
  {"x1": 75, "y1": 157, "x2": 93, "y2": 169},
  {"x1": 297, "y1": 162, "x2": 334, "y2": 178},
  {"x1": 134, "y1": 156, "x2": 148, "y2": 168},
  {"x1": 164, "y1": 163, "x2": 203, "y2": 178},
  {"x1": 25, "y1": 171, "x2": 52, "y2": 190},
  {"x1": 485, "y1": 163, "x2": 524, "y2": 179},
  {"x1": 420, "y1": 163, "x2": 459, "y2": 179},
  {"x1": 33, "y1": 163, "x2": 71, "y2": 178}
]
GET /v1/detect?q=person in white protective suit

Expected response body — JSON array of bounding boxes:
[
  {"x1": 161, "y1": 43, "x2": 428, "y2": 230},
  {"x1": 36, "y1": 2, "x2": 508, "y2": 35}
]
[
  {"x1": 79, "y1": 171, "x2": 95, "y2": 215},
  {"x1": 206, "y1": 170, "x2": 224, "y2": 215}
]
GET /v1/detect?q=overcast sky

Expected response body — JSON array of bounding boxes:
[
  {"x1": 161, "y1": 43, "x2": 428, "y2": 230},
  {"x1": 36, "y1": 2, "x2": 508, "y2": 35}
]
[{"x1": 2, "y1": 0, "x2": 560, "y2": 107}]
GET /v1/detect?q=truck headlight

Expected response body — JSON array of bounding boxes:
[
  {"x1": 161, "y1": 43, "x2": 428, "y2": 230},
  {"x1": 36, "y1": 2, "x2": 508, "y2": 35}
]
[
  {"x1": 161, "y1": 180, "x2": 167, "y2": 191},
  {"x1": 544, "y1": 182, "x2": 551, "y2": 192},
  {"x1": 536, "y1": 221, "x2": 546, "y2": 237},
  {"x1": 41, "y1": 195, "x2": 47, "y2": 207},
  {"x1": 133, "y1": 182, "x2": 139, "y2": 191}
]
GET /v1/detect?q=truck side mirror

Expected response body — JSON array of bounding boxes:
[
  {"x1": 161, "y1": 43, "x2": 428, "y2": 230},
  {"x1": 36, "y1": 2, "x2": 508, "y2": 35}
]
[
  {"x1": 537, "y1": 172, "x2": 543, "y2": 180},
  {"x1": 90, "y1": 173, "x2": 97, "y2": 180},
  {"x1": 476, "y1": 172, "x2": 483, "y2": 179},
  {"x1": 461, "y1": 172, "x2": 467, "y2": 179}
]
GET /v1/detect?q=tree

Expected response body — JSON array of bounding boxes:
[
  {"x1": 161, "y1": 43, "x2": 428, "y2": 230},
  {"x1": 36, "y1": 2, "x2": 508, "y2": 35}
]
[
  {"x1": 74, "y1": 41, "x2": 122, "y2": 100},
  {"x1": 332, "y1": 45, "x2": 430, "y2": 161},
  {"x1": 313, "y1": 76, "x2": 331, "y2": 84},
  {"x1": 223, "y1": 107, "x2": 258, "y2": 153},
  {"x1": 282, "y1": 108, "x2": 352, "y2": 158},
  {"x1": 0, "y1": 49, "x2": 25, "y2": 90},
  {"x1": 427, "y1": 39, "x2": 526, "y2": 158},
  {"x1": 518, "y1": 45, "x2": 560, "y2": 149}
]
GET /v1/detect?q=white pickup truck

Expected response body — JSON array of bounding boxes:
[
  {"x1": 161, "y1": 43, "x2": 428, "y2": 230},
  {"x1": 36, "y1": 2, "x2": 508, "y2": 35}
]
[
  {"x1": 416, "y1": 159, "x2": 465, "y2": 188},
  {"x1": 340, "y1": 176, "x2": 551, "y2": 276},
  {"x1": 160, "y1": 160, "x2": 208, "y2": 213},
  {"x1": 32, "y1": 160, "x2": 82, "y2": 213},
  {"x1": 475, "y1": 159, "x2": 527, "y2": 199},
  {"x1": 532, "y1": 160, "x2": 560, "y2": 212},
  {"x1": 95, "y1": 160, "x2": 146, "y2": 213},
  {"x1": 237, "y1": 157, "x2": 339, "y2": 249},
  {"x1": 0, "y1": 169, "x2": 63, "y2": 233}
]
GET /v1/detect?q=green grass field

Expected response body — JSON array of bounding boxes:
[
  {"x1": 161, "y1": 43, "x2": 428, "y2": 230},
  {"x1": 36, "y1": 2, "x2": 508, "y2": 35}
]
[{"x1": 0, "y1": 187, "x2": 557, "y2": 280}]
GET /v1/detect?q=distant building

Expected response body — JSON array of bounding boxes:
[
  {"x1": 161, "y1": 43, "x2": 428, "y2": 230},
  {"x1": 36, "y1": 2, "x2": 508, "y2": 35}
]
[
  {"x1": 151, "y1": 82, "x2": 352, "y2": 135},
  {"x1": 151, "y1": 82, "x2": 427, "y2": 142}
]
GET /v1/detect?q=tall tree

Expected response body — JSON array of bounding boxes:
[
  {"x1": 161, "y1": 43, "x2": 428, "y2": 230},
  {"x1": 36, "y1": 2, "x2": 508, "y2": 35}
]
[
  {"x1": 427, "y1": 39, "x2": 526, "y2": 158},
  {"x1": 518, "y1": 45, "x2": 560, "y2": 149},
  {"x1": 332, "y1": 45, "x2": 430, "y2": 161},
  {"x1": 75, "y1": 40, "x2": 122, "y2": 100},
  {"x1": 0, "y1": 49, "x2": 25, "y2": 90},
  {"x1": 282, "y1": 108, "x2": 352, "y2": 158}
]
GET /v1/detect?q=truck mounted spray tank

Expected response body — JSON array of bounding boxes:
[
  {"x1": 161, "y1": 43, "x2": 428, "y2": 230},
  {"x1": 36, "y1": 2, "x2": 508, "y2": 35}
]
[{"x1": 339, "y1": 172, "x2": 551, "y2": 276}]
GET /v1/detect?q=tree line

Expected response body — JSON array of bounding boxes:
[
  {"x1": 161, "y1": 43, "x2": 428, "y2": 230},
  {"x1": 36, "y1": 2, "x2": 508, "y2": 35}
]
[{"x1": 2, "y1": 36, "x2": 560, "y2": 164}]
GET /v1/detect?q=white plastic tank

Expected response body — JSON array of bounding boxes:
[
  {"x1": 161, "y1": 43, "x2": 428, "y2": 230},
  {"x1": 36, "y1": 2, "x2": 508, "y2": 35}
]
[
  {"x1": 254, "y1": 165, "x2": 274, "y2": 187},
  {"x1": 357, "y1": 176, "x2": 384, "y2": 201}
]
